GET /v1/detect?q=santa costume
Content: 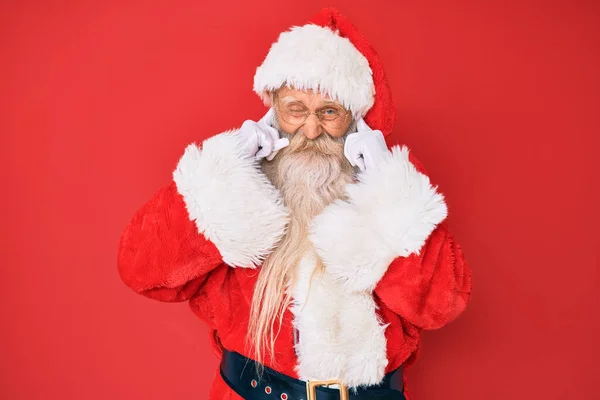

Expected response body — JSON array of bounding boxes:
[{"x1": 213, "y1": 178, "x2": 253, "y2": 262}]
[{"x1": 118, "y1": 7, "x2": 472, "y2": 400}]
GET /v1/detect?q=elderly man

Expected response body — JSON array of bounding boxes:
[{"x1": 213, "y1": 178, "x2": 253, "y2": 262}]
[{"x1": 118, "y1": 8, "x2": 472, "y2": 400}]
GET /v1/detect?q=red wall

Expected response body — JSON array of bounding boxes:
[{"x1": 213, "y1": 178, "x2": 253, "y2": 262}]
[{"x1": 1, "y1": 1, "x2": 598, "y2": 399}]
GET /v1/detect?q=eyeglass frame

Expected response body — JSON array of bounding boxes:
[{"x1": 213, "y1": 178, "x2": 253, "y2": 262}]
[{"x1": 272, "y1": 92, "x2": 352, "y2": 127}]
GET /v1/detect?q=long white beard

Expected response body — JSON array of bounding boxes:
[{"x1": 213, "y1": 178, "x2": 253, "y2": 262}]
[
  {"x1": 247, "y1": 115, "x2": 357, "y2": 368},
  {"x1": 265, "y1": 113, "x2": 356, "y2": 216},
  {"x1": 260, "y1": 121, "x2": 356, "y2": 281},
  {"x1": 250, "y1": 116, "x2": 388, "y2": 386}
]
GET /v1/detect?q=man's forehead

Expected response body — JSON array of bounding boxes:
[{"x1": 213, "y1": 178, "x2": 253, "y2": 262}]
[{"x1": 277, "y1": 87, "x2": 341, "y2": 106}]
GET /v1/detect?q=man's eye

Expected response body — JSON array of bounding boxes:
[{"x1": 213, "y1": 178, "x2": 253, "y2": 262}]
[{"x1": 322, "y1": 108, "x2": 339, "y2": 115}]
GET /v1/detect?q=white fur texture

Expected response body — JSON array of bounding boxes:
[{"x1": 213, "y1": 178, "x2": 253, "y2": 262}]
[
  {"x1": 309, "y1": 145, "x2": 448, "y2": 292},
  {"x1": 291, "y1": 250, "x2": 388, "y2": 388},
  {"x1": 253, "y1": 24, "x2": 375, "y2": 118},
  {"x1": 173, "y1": 131, "x2": 289, "y2": 268}
]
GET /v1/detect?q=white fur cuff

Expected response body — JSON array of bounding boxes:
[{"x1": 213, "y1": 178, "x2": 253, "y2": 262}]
[
  {"x1": 309, "y1": 146, "x2": 447, "y2": 292},
  {"x1": 173, "y1": 131, "x2": 289, "y2": 268}
]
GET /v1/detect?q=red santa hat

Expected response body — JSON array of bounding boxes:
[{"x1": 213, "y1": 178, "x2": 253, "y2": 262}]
[{"x1": 253, "y1": 7, "x2": 396, "y2": 136}]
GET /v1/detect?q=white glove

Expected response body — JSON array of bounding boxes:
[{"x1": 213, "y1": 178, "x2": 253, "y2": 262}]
[
  {"x1": 344, "y1": 119, "x2": 389, "y2": 172},
  {"x1": 237, "y1": 108, "x2": 289, "y2": 161}
]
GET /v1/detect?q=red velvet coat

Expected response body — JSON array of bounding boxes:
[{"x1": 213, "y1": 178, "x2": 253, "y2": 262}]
[{"x1": 118, "y1": 132, "x2": 472, "y2": 399}]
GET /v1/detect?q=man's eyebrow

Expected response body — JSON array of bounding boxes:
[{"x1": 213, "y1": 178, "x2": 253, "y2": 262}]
[
  {"x1": 280, "y1": 96, "x2": 342, "y2": 107},
  {"x1": 320, "y1": 99, "x2": 346, "y2": 108},
  {"x1": 279, "y1": 96, "x2": 303, "y2": 103}
]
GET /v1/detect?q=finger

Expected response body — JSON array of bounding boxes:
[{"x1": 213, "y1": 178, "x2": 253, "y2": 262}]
[
  {"x1": 258, "y1": 107, "x2": 275, "y2": 127},
  {"x1": 265, "y1": 138, "x2": 289, "y2": 161},
  {"x1": 264, "y1": 124, "x2": 281, "y2": 142},
  {"x1": 356, "y1": 118, "x2": 372, "y2": 132},
  {"x1": 255, "y1": 147, "x2": 271, "y2": 159},
  {"x1": 266, "y1": 150, "x2": 278, "y2": 161},
  {"x1": 362, "y1": 148, "x2": 376, "y2": 171},
  {"x1": 356, "y1": 156, "x2": 366, "y2": 172},
  {"x1": 346, "y1": 147, "x2": 362, "y2": 167},
  {"x1": 344, "y1": 145, "x2": 355, "y2": 166},
  {"x1": 272, "y1": 138, "x2": 289, "y2": 152},
  {"x1": 255, "y1": 136, "x2": 273, "y2": 159},
  {"x1": 344, "y1": 134, "x2": 358, "y2": 161}
]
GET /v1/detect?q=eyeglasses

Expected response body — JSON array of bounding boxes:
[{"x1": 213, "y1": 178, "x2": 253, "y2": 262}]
[{"x1": 274, "y1": 93, "x2": 350, "y2": 129}]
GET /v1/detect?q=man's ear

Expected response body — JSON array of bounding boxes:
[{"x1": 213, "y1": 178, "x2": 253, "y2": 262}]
[
  {"x1": 261, "y1": 91, "x2": 274, "y2": 107},
  {"x1": 347, "y1": 118, "x2": 358, "y2": 134}
]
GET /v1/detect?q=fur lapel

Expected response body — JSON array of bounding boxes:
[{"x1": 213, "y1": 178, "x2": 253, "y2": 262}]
[
  {"x1": 290, "y1": 249, "x2": 388, "y2": 388},
  {"x1": 294, "y1": 145, "x2": 447, "y2": 387}
]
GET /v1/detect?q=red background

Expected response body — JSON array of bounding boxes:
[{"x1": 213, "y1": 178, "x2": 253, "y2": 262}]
[{"x1": 1, "y1": 1, "x2": 598, "y2": 399}]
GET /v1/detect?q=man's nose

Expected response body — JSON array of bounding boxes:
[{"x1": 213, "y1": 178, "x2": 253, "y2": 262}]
[{"x1": 302, "y1": 114, "x2": 323, "y2": 140}]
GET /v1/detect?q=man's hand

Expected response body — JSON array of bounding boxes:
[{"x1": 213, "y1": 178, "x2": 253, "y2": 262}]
[
  {"x1": 237, "y1": 108, "x2": 289, "y2": 161},
  {"x1": 344, "y1": 119, "x2": 389, "y2": 172}
]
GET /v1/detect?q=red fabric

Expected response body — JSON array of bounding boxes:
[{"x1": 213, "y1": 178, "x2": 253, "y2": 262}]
[
  {"x1": 309, "y1": 8, "x2": 396, "y2": 137},
  {"x1": 118, "y1": 180, "x2": 472, "y2": 399}
]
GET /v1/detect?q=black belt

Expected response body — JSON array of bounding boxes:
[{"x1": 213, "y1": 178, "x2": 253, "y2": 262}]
[{"x1": 220, "y1": 349, "x2": 405, "y2": 400}]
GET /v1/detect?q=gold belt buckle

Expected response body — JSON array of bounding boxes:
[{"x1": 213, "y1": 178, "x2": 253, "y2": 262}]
[{"x1": 306, "y1": 379, "x2": 350, "y2": 400}]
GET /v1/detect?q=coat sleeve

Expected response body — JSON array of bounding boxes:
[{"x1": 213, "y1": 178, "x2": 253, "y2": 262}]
[
  {"x1": 117, "y1": 181, "x2": 223, "y2": 302},
  {"x1": 374, "y1": 223, "x2": 471, "y2": 330},
  {"x1": 309, "y1": 145, "x2": 471, "y2": 329},
  {"x1": 118, "y1": 130, "x2": 289, "y2": 302}
]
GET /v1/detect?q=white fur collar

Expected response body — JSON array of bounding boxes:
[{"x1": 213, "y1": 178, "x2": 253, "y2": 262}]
[{"x1": 291, "y1": 249, "x2": 388, "y2": 388}]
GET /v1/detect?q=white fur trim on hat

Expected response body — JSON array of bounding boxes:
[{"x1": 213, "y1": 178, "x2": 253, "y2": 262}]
[{"x1": 253, "y1": 24, "x2": 375, "y2": 117}]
